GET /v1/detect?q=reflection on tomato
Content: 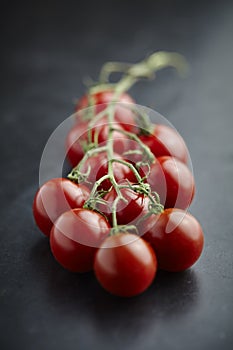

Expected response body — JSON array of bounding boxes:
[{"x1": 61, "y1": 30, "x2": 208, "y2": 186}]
[
  {"x1": 94, "y1": 233, "x2": 157, "y2": 296},
  {"x1": 142, "y1": 209, "x2": 204, "y2": 271},
  {"x1": 33, "y1": 178, "x2": 90, "y2": 236},
  {"x1": 50, "y1": 208, "x2": 110, "y2": 272}
]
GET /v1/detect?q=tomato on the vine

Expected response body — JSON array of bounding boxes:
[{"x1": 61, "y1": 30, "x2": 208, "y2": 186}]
[
  {"x1": 33, "y1": 178, "x2": 90, "y2": 236},
  {"x1": 98, "y1": 185, "x2": 149, "y2": 226},
  {"x1": 66, "y1": 119, "x2": 130, "y2": 167},
  {"x1": 80, "y1": 152, "x2": 136, "y2": 191},
  {"x1": 141, "y1": 209, "x2": 204, "y2": 271},
  {"x1": 75, "y1": 90, "x2": 138, "y2": 133},
  {"x1": 50, "y1": 208, "x2": 110, "y2": 272},
  {"x1": 144, "y1": 156, "x2": 195, "y2": 209},
  {"x1": 66, "y1": 121, "x2": 89, "y2": 167},
  {"x1": 94, "y1": 233, "x2": 157, "y2": 297},
  {"x1": 140, "y1": 124, "x2": 188, "y2": 164}
]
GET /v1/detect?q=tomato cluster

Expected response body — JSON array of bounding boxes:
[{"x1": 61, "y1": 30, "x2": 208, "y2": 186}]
[{"x1": 33, "y1": 87, "x2": 204, "y2": 297}]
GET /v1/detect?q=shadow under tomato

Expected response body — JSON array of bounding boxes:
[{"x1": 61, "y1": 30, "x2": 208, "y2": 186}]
[{"x1": 30, "y1": 237, "x2": 201, "y2": 327}]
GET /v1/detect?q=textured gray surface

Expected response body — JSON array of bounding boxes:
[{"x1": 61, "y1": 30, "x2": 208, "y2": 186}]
[{"x1": 1, "y1": 0, "x2": 233, "y2": 349}]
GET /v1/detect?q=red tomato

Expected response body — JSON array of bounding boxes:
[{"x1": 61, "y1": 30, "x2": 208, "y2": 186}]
[
  {"x1": 33, "y1": 178, "x2": 90, "y2": 237},
  {"x1": 66, "y1": 119, "x2": 129, "y2": 167},
  {"x1": 98, "y1": 185, "x2": 149, "y2": 226},
  {"x1": 94, "y1": 233, "x2": 157, "y2": 297},
  {"x1": 80, "y1": 152, "x2": 136, "y2": 191},
  {"x1": 144, "y1": 156, "x2": 195, "y2": 209},
  {"x1": 75, "y1": 90, "x2": 138, "y2": 133},
  {"x1": 65, "y1": 121, "x2": 89, "y2": 167},
  {"x1": 140, "y1": 124, "x2": 188, "y2": 164},
  {"x1": 50, "y1": 208, "x2": 110, "y2": 272},
  {"x1": 142, "y1": 209, "x2": 204, "y2": 271}
]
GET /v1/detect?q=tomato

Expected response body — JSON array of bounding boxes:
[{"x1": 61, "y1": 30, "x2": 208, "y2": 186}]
[
  {"x1": 94, "y1": 233, "x2": 157, "y2": 297},
  {"x1": 33, "y1": 178, "x2": 90, "y2": 237},
  {"x1": 98, "y1": 185, "x2": 149, "y2": 226},
  {"x1": 65, "y1": 121, "x2": 89, "y2": 167},
  {"x1": 142, "y1": 209, "x2": 204, "y2": 271},
  {"x1": 66, "y1": 119, "x2": 130, "y2": 167},
  {"x1": 80, "y1": 152, "x2": 136, "y2": 191},
  {"x1": 144, "y1": 156, "x2": 195, "y2": 209},
  {"x1": 75, "y1": 90, "x2": 138, "y2": 133},
  {"x1": 50, "y1": 208, "x2": 110, "y2": 272},
  {"x1": 139, "y1": 124, "x2": 188, "y2": 164}
]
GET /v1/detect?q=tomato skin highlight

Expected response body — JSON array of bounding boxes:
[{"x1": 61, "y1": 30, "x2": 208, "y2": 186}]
[
  {"x1": 145, "y1": 156, "x2": 195, "y2": 210},
  {"x1": 140, "y1": 124, "x2": 188, "y2": 164},
  {"x1": 50, "y1": 208, "x2": 111, "y2": 272},
  {"x1": 33, "y1": 178, "x2": 90, "y2": 237},
  {"x1": 94, "y1": 233, "x2": 157, "y2": 297},
  {"x1": 142, "y1": 209, "x2": 204, "y2": 272}
]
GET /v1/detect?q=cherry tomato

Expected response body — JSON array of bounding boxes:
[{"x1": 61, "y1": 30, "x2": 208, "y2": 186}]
[
  {"x1": 75, "y1": 90, "x2": 138, "y2": 133},
  {"x1": 50, "y1": 208, "x2": 110, "y2": 272},
  {"x1": 66, "y1": 121, "x2": 89, "y2": 167},
  {"x1": 142, "y1": 209, "x2": 204, "y2": 271},
  {"x1": 66, "y1": 119, "x2": 129, "y2": 167},
  {"x1": 94, "y1": 233, "x2": 157, "y2": 297},
  {"x1": 98, "y1": 185, "x2": 149, "y2": 226},
  {"x1": 33, "y1": 178, "x2": 90, "y2": 237},
  {"x1": 140, "y1": 124, "x2": 188, "y2": 164},
  {"x1": 145, "y1": 156, "x2": 195, "y2": 209},
  {"x1": 80, "y1": 152, "x2": 136, "y2": 191}
]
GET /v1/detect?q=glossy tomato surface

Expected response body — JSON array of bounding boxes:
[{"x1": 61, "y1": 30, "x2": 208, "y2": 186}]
[
  {"x1": 94, "y1": 233, "x2": 157, "y2": 297},
  {"x1": 142, "y1": 209, "x2": 204, "y2": 271},
  {"x1": 140, "y1": 124, "x2": 188, "y2": 164},
  {"x1": 50, "y1": 208, "x2": 110, "y2": 272},
  {"x1": 75, "y1": 90, "x2": 137, "y2": 133},
  {"x1": 33, "y1": 178, "x2": 90, "y2": 236},
  {"x1": 146, "y1": 156, "x2": 195, "y2": 209}
]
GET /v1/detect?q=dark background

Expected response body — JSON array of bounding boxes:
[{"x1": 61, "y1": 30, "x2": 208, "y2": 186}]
[{"x1": 1, "y1": 0, "x2": 233, "y2": 349}]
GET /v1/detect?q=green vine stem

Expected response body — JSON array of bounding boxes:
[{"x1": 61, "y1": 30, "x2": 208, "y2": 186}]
[{"x1": 68, "y1": 51, "x2": 188, "y2": 234}]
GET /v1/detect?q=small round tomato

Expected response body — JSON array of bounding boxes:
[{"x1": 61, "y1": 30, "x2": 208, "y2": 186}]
[
  {"x1": 94, "y1": 233, "x2": 157, "y2": 297},
  {"x1": 33, "y1": 178, "x2": 90, "y2": 237},
  {"x1": 140, "y1": 124, "x2": 188, "y2": 164},
  {"x1": 75, "y1": 90, "x2": 137, "y2": 133},
  {"x1": 80, "y1": 152, "x2": 136, "y2": 191},
  {"x1": 142, "y1": 209, "x2": 204, "y2": 272},
  {"x1": 66, "y1": 119, "x2": 129, "y2": 167},
  {"x1": 98, "y1": 185, "x2": 149, "y2": 226},
  {"x1": 50, "y1": 208, "x2": 110, "y2": 272},
  {"x1": 145, "y1": 156, "x2": 195, "y2": 209},
  {"x1": 65, "y1": 121, "x2": 89, "y2": 167}
]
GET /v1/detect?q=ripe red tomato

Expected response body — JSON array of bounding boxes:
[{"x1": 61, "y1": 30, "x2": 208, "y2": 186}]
[
  {"x1": 94, "y1": 233, "x2": 157, "y2": 297},
  {"x1": 75, "y1": 90, "x2": 138, "y2": 133},
  {"x1": 98, "y1": 185, "x2": 149, "y2": 226},
  {"x1": 65, "y1": 121, "x2": 89, "y2": 167},
  {"x1": 50, "y1": 208, "x2": 110, "y2": 272},
  {"x1": 140, "y1": 124, "x2": 188, "y2": 164},
  {"x1": 142, "y1": 209, "x2": 204, "y2": 271},
  {"x1": 144, "y1": 156, "x2": 195, "y2": 209},
  {"x1": 80, "y1": 152, "x2": 136, "y2": 191},
  {"x1": 33, "y1": 178, "x2": 90, "y2": 237},
  {"x1": 66, "y1": 119, "x2": 130, "y2": 167}
]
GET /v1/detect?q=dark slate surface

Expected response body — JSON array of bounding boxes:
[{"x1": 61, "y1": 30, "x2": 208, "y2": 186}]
[{"x1": 1, "y1": 0, "x2": 233, "y2": 349}]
